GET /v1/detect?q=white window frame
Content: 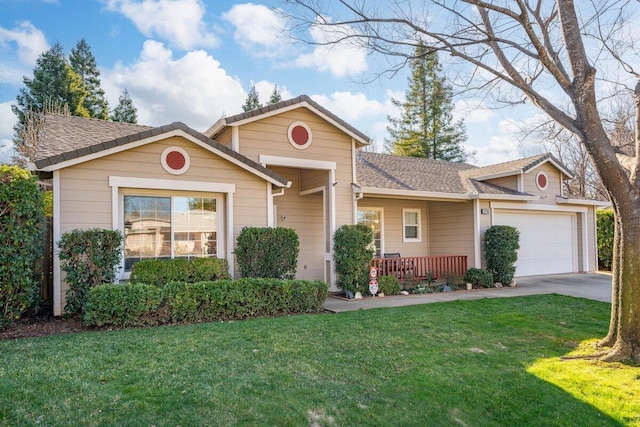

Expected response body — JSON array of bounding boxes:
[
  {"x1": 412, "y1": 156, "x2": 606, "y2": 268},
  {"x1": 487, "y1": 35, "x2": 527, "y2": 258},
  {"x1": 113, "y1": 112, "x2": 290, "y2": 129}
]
[
  {"x1": 357, "y1": 207, "x2": 384, "y2": 257},
  {"x1": 402, "y1": 208, "x2": 422, "y2": 243},
  {"x1": 122, "y1": 194, "x2": 222, "y2": 272},
  {"x1": 109, "y1": 176, "x2": 235, "y2": 280}
]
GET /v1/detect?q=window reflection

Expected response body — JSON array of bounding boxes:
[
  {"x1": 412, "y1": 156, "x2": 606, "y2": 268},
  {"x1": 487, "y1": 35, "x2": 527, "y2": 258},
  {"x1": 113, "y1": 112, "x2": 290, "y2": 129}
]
[{"x1": 124, "y1": 195, "x2": 217, "y2": 271}]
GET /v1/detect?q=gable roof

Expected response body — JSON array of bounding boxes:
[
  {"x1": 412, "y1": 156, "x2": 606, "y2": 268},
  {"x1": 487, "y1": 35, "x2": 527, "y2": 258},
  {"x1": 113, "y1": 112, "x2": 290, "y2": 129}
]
[
  {"x1": 460, "y1": 152, "x2": 574, "y2": 181},
  {"x1": 34, "y1": 114, "x2": 289, "y2": 187},
  {"x1": 356, "y1": 152, "x2": 536, "y2": 199},
  {"x1": 206, "y1": 95, "x2": 371, "y2": 147}
]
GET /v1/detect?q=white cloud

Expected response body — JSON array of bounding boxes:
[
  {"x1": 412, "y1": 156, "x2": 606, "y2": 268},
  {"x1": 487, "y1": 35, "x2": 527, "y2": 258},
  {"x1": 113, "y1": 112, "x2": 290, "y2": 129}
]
[
  {"x1": 0, "y1": 101, "x2": 15, "y2": 164},
  {"x1": 293, "y1": 18, "x2": 367, "y2": 77},
  {"x1": 253, "y1": 80, "x2": 292, "y2": 105},
  {"x1": 311, "y1": 91, "x2": 384, "y2": 123},
  {"x1": 222, "y1": 3, "x2": 289, "y2": 57},
  {"x1": 103, "y1": 40, "x2": 245, "y2": 130},
  {"x1": 469, "y1": 118, "x2": 544, "y2": 166},
  {"x1": 0, "y1": 21, "x2": 48, "y2": 65},
  {"x1": 103, "y1": 0, "x2": 218, "y2": 50}
]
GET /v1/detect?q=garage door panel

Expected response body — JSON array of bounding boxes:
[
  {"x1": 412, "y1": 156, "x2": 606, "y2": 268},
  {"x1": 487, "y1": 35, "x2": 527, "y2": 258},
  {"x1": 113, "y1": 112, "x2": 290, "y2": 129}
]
[{"x1": 494, "y1": 210, "x2": 576, "y2": 276}]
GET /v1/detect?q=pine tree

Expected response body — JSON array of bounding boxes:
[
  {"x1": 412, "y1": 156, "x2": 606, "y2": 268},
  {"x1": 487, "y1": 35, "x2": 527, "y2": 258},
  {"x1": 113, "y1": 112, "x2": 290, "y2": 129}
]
[
  {"x1": 386, "y1": 46, "x2": 467, "y2": 162},
  {"x1": 69, "y1": 39, "x2": 109, "y2": 119},
  {"x1": 268, "y1": 85, "x2": 283, "y2": 104},
  {"x1": 12, "y1": 42, "x2": 90, "y2": 158},
  {"x1": 111, "y1": 89, "x2": 138, "y2": 124},
  {"x1": 242, "y1": 85, "x2": 263, "y2": 112}
]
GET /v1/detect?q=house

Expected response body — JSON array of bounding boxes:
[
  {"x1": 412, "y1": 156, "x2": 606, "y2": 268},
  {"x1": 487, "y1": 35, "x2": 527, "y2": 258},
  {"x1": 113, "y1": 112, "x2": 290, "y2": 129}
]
[{"x1": 34, "y1": 95, "x2": 608, "y2": 315}]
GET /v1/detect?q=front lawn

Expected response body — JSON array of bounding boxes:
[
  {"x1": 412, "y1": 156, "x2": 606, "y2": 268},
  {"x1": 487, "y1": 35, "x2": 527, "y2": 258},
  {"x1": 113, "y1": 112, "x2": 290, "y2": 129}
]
[{"x1": 1, "y1": 295, "x2": 638, "y2": 426}]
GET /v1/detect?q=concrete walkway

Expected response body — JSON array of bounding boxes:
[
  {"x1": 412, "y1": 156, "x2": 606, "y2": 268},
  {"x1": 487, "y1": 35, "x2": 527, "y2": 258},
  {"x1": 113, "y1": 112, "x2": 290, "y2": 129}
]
[{"x1": 323, "y1": 272, "x2": 612, "y2": 313}]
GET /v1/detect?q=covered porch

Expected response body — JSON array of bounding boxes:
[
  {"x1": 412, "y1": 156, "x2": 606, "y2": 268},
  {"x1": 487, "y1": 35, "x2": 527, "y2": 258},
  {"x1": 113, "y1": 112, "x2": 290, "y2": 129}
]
[{"x1": 357, "y1": 195, "x2": 477, "y2": 282}]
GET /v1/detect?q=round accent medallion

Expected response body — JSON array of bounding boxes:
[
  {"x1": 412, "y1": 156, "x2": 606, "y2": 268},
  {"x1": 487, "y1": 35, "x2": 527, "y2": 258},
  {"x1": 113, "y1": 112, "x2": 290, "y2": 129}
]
[
  {"x1": 161, "y1": 146, "x2": 190, "y2": 175},
  {"x1": 288, "y1": 121, "x2": 312, "y2": 149},
  {"x1": 535, "y1": 171, "x2": 548, "y2": 191}
]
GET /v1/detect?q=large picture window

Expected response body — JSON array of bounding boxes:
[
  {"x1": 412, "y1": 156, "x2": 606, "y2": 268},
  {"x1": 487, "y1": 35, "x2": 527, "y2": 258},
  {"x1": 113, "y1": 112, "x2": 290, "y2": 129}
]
[
  {"x1": 124, "y1": 195, "x2": 218, "y2": 271},
  {"x1": 357, "y1": 208, "x2": 383, "y2": 257}
]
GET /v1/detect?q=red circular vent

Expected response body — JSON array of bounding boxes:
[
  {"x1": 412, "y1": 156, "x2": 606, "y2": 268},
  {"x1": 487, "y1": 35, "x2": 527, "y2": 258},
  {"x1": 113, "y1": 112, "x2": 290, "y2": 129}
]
[
  {"x1": 536, "y1": 171, "x2": 548, "y2": 190},
  {"x1": 291, "y1": 125, "x2": 309, "y2": 146},
  {"x1": 166, "y1": 150, "x2": 186, "y2": 170},
  {"x1": 288, "y1": 122, "x2": 312, "y2": 149},
  {"x1": 161, "y1": 147, "x2": 190, "y2": 175}
]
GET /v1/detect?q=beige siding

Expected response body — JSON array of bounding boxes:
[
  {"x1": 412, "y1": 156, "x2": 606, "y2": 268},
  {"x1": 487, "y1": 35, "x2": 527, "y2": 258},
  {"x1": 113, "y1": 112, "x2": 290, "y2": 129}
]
[
  {"x1": 57, "y1": 136, "x2": 271, "y2": 302},
  {"x1": 484, "y1": 176, "x2": 518, "y2": 191},
  {"x1": 236, "y1": 108, "x2": 355, "y2": 229},
  {"x1": 522, "y1": 163, "x2": 564, "y2": 205},
  {"x1": 358, "y1": 198, "x2": 429, "y2": 257},
  {"x1": 215, "y1": 127, "x2": 233, "y2": 149},
  {"x1": 429, "y1": 201, "x2": 475, "y2": 260},
  {"x1": 271, "y1": 166, "x2": 325, "y2": 281}
]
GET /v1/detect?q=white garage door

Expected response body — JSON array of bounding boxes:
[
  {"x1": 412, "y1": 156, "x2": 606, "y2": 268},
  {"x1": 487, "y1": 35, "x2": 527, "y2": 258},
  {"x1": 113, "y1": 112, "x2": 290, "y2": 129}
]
[{"x1": 493, "y1": 210, "x2": 577, "y2": 276}]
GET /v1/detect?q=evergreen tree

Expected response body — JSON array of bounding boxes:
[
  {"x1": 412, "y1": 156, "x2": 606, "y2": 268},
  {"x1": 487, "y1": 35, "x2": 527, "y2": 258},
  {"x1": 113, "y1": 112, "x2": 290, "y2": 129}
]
[
  {"x1": 69, "y1": 39, "x2": 109, "y2": 119},
  {"x1": 242, "y1": 84, "x2": 263, "y2": 112},
  {"x1": 12, "y1": 43, "x2": 90, "y2": 156},
  {"x1": 386, "y1": 46, "x2": 467, "y2": 162},
  {"x1": 268, "y1": 85, "x2": 283, "y2": 104},
  {"x1": 111, "y1": 89, "x2": 138, "y2": 124}
]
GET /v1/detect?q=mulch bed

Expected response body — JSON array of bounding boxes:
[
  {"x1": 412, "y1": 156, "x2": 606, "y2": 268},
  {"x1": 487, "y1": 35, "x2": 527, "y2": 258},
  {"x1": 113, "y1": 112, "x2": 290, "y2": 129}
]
[{"x1": 0, "y1": 314, "x2": 86, "y2": 341}]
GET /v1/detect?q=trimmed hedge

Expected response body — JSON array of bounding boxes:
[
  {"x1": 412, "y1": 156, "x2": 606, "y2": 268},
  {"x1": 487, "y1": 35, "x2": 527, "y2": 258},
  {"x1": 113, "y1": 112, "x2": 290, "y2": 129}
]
[
  {"x1": 464, "y1": 268, "x2": 494, "y2": 288},
  {"x1": 235, "y1": 227, "x2": 300, "y2": 279},
  {"x1": 378, "y1": 275, "x2": 400, "y2": 295},
  {"x1": 0, "y1": 165, "x2": 45, "y2": 329},
  {"x1": 596, "y1": 209, "x2": 614, "y2": 270},
  {"x1": 333, "y1": 224, "x2": 374, "y2": 295},
  {"x1": 83, "y1": 283, "x2": 164, "y2": 327},
  {"x1": 130, "y1": 257, "x2": 230, "y2": 286},
  {"x1": 84, "y1": 278, "x2": 328, "y2": 327},
  {"x1": 58, "y1": 229, "x2": 123, "y2": 315},
  {"x1": 484, "y1": 225, "x2": 520, "y2": 285}
]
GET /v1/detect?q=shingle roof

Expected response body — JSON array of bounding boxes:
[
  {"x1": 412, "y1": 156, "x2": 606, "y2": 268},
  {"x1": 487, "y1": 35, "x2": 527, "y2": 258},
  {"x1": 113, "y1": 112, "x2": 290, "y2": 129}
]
[
  {"x1": 460, "y1": 152, "x2": 574, "y2": 180},
  {"x1": 356, "y1": 151, "x2": 536, "y2": 197},
  {"x1": 35, "y1": 114, "x2": 289, "y2": 186},
  {"x1": 37, "y1": 114, "x2": 154, "y2": 162},
  {"x1": 209, "y1": 95, "x2": 371, "y2": 144}
]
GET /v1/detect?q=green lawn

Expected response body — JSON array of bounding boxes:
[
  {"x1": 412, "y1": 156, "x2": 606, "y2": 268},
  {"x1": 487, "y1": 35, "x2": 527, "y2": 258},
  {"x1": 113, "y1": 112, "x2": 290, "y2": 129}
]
[{"x1": 1, "y1": 295, "x2": 638, "y2": 426}]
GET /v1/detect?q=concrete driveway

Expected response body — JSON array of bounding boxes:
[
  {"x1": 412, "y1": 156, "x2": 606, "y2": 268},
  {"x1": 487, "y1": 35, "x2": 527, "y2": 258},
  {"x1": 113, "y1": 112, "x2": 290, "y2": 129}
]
[
  {"x1": 323, "y1": 272, "x2": 612, "y2": 313},
  {"x1": 513, "y1": 272, "x2": 612, "y2": 303}
]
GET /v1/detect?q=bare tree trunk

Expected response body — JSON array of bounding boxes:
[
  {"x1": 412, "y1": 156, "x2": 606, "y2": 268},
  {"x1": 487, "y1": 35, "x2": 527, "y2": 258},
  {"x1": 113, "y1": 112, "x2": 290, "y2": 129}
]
[{"x1": 601, "y1": 207, "x2": 640, "y2": 361}]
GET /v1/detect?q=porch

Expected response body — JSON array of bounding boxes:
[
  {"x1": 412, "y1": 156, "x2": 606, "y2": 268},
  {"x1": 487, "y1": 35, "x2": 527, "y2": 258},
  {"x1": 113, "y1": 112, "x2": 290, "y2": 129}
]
[{"x1": 371, "y1": 255, "x2": 468, "y2": 281}]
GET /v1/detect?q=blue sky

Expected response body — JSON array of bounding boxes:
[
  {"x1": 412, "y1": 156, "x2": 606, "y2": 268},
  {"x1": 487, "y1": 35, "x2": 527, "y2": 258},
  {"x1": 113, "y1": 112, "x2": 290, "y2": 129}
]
[{"x1": 0, "y1": 0, "x2": 542, "y2": 165}]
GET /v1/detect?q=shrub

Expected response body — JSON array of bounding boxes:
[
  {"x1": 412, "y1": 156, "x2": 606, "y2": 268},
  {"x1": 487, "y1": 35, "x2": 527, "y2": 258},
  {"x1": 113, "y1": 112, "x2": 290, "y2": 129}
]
[
  {"x1": 484, "y1": 225, "x2": 520, "y2": 285},
  {"x1": 0, "y1": 166, "x2": 45, "y2": 329},
  {"x1": 58, "y1": 229, "x2": 123, "y2": 315},
  {"x1": 464, "y1": 268, "x2": 494, "y2": 288},
  {"x1": 83, "y1": 278, "x2": 328, "y2": 327},
  {"x1": 235, "y1": 227, "x2": 300, "y2": 279},
  {"x1": 83, "y1": 283, "x2": 164, "y2": 327},
  {"x1": 596, "y1": 210, "x2": 614, "y2": 270},
  {"x1": 444, "y1": 271, "x2": 465, "y2": 290},
  {"x1": 378, "y1": 275, "x2": 400, "y2": 295},
  {"x1": 130, "y1": 257, "x2": 230, "y2": 286},
  {"x1": 333, "y1": 224, "x2": 374, "y2": 295}
]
